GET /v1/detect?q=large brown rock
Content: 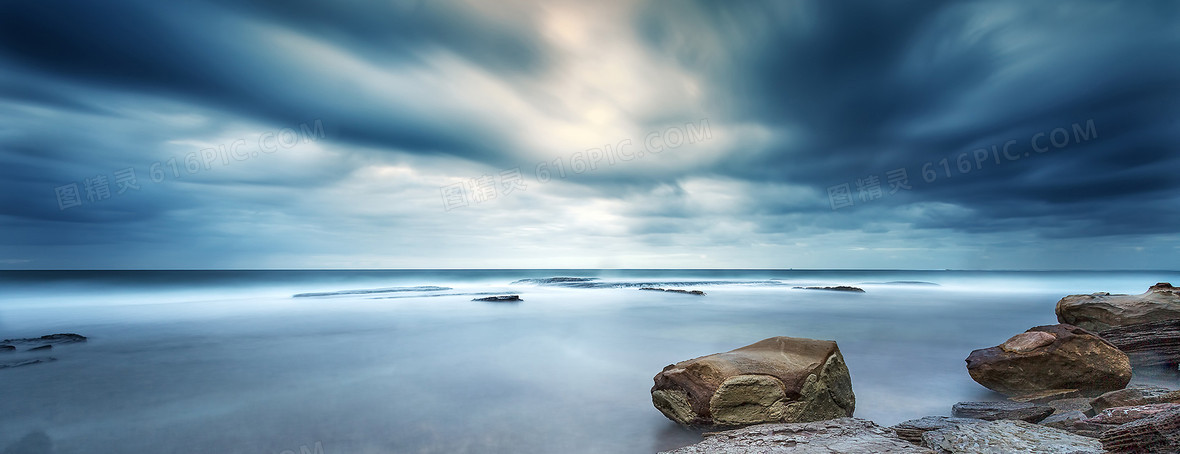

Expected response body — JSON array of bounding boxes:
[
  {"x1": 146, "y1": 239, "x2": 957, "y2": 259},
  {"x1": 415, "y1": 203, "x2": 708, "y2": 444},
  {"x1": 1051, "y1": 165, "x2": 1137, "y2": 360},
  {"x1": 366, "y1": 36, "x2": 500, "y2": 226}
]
[
  {"x1": 651, "y1": 336, "x2": 855, "y2": 428},
  {"x1": 1099, "y1": 319, "x2": 1180, "y2": 367},
  {"x1": 1056, "y1": 283, "x2": 1180, "y2": 332},
  {"x1": 660, "y1": 418, "x2": 933, "y2": 454},
  {"x1": 964, "y1": 324, "x2": 1131, "y2": 397}
]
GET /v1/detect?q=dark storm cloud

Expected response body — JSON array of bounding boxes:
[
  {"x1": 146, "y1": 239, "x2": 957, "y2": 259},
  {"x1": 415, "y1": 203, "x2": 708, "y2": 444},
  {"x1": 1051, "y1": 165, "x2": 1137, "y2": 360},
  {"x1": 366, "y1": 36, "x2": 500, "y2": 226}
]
[
  {"x1": 639, "y1": 0, "x2": 1180, "y2": 238},
  {"x1": 1, "y1": 0, "x2": 1177, "y2": 268},
  {"x1": 0, "y1": 0, "x2": 541, "y2": 164}
]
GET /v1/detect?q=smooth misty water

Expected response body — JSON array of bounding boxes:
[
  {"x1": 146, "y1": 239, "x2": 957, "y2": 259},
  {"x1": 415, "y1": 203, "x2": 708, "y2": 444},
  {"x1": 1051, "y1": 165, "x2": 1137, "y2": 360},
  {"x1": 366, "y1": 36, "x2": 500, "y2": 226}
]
[{"x1": 0, "y1": 270, "x2": 1177, "y2": 454}]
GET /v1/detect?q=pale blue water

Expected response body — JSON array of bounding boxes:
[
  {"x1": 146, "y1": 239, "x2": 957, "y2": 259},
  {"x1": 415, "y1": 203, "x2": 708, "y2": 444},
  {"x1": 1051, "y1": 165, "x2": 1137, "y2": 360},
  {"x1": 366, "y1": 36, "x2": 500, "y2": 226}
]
[{"x1": 0, "y1": 270, "x2": 1176, "y2": 453}]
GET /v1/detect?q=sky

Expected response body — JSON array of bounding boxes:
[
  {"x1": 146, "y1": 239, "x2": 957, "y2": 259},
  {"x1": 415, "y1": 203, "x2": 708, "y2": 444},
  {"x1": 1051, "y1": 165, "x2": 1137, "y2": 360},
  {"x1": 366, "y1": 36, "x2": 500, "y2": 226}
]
[{"x1": 1, "y1": 0, "x2": 1178, "y2": 270}]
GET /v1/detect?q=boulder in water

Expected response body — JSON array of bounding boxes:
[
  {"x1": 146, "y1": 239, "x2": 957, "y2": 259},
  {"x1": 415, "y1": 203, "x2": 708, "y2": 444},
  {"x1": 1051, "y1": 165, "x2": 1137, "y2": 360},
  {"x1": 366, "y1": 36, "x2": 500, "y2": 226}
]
[
  {"x1": 964, "y1": 324, "x2": 1131, "y2": 397},
  {"x1": 652, "y1": 336, "x2": 855, "y2": 428}
]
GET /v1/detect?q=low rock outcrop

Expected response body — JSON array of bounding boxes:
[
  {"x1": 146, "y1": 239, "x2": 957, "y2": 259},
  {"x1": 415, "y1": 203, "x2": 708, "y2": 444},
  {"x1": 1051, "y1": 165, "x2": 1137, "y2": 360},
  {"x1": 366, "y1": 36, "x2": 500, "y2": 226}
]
[
  {"x1": 951, "y1": 401, "x2": 1055, "y2": 423},
  {"x1": 660, "y1": 418, "x2": 933, "y2": 454},
  {"x1": 1099, "y1": 319, "x2": 1180, "y2": 367},
  {"x1": 1091, "y1": 385, "x2": 1180, "y2": 413},
  {"x1": 923, "y1": 419, "x2": 1105, "y2": 453},
  {"x1": 1100, "y1": 406, "x2": 1180, "y2": 453},
  {"x1": 890, "y1": 416, "x2": 983, "y2": 445},
  {"x1": 1055, "y1": 283, "x2": 1180, "y2": 332}
]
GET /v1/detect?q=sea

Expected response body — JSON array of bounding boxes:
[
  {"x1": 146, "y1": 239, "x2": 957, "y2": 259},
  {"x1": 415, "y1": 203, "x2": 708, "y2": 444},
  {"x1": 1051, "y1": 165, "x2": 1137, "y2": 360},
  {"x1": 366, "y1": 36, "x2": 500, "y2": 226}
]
[{"x1": 1, "y1": 269, "x2": 1176, "y2": 453}]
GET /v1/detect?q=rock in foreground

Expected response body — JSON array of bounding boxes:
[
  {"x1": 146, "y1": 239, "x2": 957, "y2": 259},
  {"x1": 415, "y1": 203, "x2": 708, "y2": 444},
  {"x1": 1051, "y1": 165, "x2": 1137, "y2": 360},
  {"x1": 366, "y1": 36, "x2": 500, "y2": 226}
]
[
  {"x1": 1055, "y1": 283, "x2": 1180, "y2": 332},
  {"x1": 661, "y1": 418, "x2": 933, "y2": 454},
  {"x1": 1091, "y1": 385, "x2": 1180, "y2": 413},
  {"x1": 964, "y1": 324, "x2": 1131, "y2": 397},
  {"x1": 923, "y1": 419, "x2": 1104, "y2": 454},
  {"x1": 890, "y1": 416, "x2": 983, "y2": 444},
  {"x1": 1101, "y1": 406, "x2": 1180, "y2": 453},
  {"x1": 652, "y1": 336, "x2": 854, "y2": 428},
  {"x1": 952, "y1": 401, "x2": 1055, "y2": 423}
]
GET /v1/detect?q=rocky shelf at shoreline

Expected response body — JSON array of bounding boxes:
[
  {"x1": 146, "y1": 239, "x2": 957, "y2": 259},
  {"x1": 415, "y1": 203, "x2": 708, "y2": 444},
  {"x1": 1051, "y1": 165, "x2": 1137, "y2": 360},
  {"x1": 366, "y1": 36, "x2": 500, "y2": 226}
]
[{"x1": 657, "y1": 282, "x2": 1180, "y2": 453}]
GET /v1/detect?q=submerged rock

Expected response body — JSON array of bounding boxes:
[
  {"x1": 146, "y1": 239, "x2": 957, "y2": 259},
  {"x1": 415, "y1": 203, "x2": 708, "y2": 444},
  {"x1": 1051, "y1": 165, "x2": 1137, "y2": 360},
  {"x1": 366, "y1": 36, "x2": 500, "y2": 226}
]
[
  {"x1": 0, "y1": 357, "x2": 57, "y2": 370},
  {"x1": 509, "y1": 277, "x2": 598, "y2": 286},
  {"x1": 0, "y1": 345, "x2": 13, "y2": 352},
  {"x1": 1100, "y1": 406, "x2": 1180, "y2": 453},
  {"x1": 472, "y1": 295, "x2": 522, "y2": 302},
  {"x1": 923, "y1": 419, "x2": 1104, "y2": 453},
  {"x1": 952, "y1": 401, "x2": 1055, "y2": 423},
  {"x1": 1055, "y1": 283, "x2": 1180, "y2": 332},
  {"x1": 640, "y1": 288, "x2": 706, "y2": 295},
  {"x1": 890, "y1": 416, "x2": 984, "y2": 445},
  {"x1": 2, "y1": 430, "x2": 53, "y2": 454},
  {"x1": 1099, "y1": 319, "x2": 1180, "y2": 367},
  {"x1": 792, "y1": 286, "x2": 865, "y2": 293},
  {"x1": 964, "y1": 324, "x2": 1131, "y2": 397},
  {"x1": 661, "y1": 418, "x2": 933, "y2": 454},
  {"x1": 1, "y1": 334, "x2": 86, "y2": 345},
  {"x1": 27, "y1": 345, "x2": 51, "y2": 352},
  {"x1": 652, "y1": 336, "x2": 855, "y2": 428}
]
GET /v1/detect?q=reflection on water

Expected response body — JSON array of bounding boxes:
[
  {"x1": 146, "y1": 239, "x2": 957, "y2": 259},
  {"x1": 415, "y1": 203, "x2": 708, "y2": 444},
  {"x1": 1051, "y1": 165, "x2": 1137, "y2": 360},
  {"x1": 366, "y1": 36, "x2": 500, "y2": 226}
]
[{"x1": 0, "y1": 270, "x2": 1176, "y2": 453}]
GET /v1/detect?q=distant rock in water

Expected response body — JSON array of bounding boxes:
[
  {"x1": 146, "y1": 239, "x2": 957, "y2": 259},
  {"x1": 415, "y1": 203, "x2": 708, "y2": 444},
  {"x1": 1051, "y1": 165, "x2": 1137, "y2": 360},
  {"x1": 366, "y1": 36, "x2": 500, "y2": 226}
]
[
  {"x1": 860, "y1": 281, "x2": 940, "y2": 286},
  {"x1": 473, "y1": 295, "x2": 522, "y2": 302},
  {"x1": 0, "y1": 334, "x2": 85, "y2": 372},
  {"x1": 0, "y1": 357, "x2": 56, "y2": 370},
  {"x1": 793, "y1": 286, "x2": 866, "y2": 293},
  {"x1": 639, "y1": 287, "x2": 705, "y2": 295},
  {"x1": 510, "y1": 277, "x2": 599, "y2": 286},
  {"x1": 2, "y1": 333, "x2": 86, "y2": 346},
  {"x1": 2, "y1": 430, "x2": 53, "y2": 454},
  {"x1": 1055, "y1": 282, "x2": 1180, "y2": 332},
  {"x1": 293, "y1": 286, "x2": 451, "y2": 298}
]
